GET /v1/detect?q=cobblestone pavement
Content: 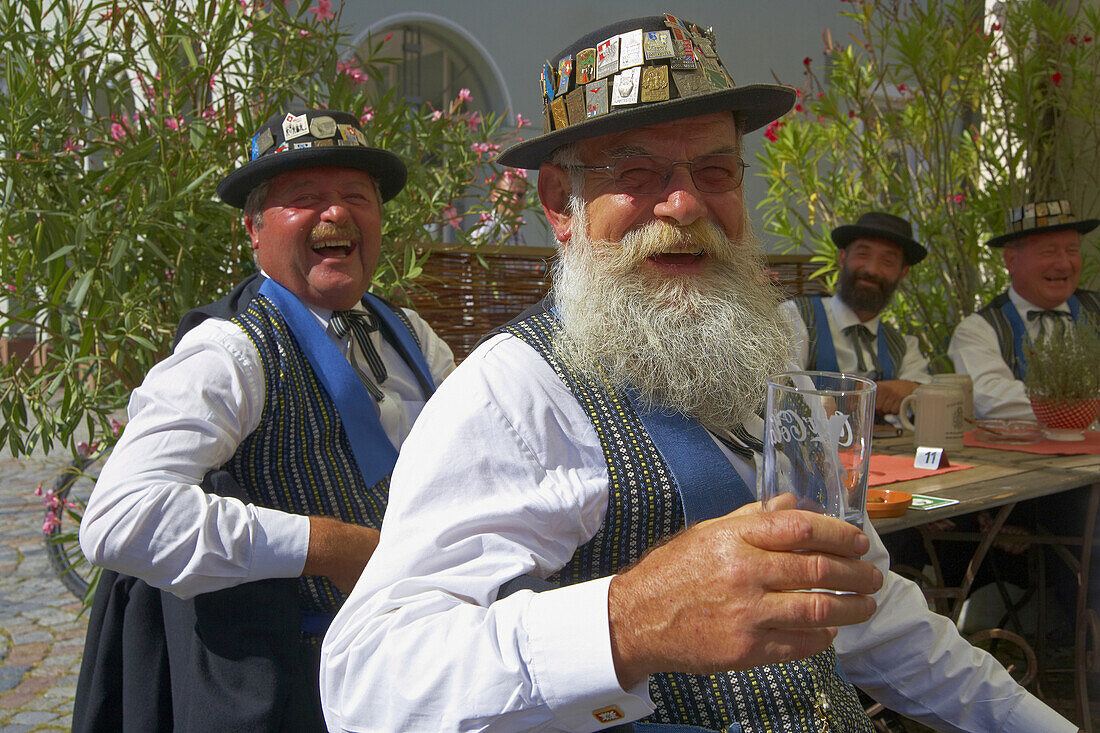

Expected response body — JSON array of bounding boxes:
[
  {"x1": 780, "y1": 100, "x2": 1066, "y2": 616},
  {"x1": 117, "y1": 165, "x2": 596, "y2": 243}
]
[{"x1": 0, "y1": 443, "x2": 88, "y2": 732}]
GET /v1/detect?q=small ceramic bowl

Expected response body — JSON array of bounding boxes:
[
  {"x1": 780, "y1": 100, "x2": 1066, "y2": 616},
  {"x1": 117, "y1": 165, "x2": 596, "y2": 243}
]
[
  {"x1": 866, "y1": 489, "x2": 913, "y2": 518},
  {"x1": 973, "y1": 419, "x2": 1043, "y2": 445}
]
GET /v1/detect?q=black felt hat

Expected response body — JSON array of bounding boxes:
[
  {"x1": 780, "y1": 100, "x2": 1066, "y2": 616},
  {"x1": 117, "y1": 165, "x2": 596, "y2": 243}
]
[
  {"x1": 217, "y1": 109, "x2": 407, "y2": 208},
  {"x1": 831, "y1": 211, "x2": 927, "y2": 265},
  {"x1": 495, "y1": 14, "x2": 795, "y2": 170},
  {"x1": 984, "y1": 199, "x2": 1099, "y2": 248}
]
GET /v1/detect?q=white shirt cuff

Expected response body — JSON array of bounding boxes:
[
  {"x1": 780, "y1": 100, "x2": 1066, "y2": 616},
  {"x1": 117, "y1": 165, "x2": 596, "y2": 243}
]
[
  {"x1": 527, "y1": 576, "x2": 654, "y2": 731},
  {"x1": 249, "y1": 507, "x2": 311, "y2": 578}
]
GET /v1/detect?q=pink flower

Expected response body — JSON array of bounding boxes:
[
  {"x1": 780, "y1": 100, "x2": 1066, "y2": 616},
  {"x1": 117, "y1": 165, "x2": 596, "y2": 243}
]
[
  {"x1": 803, "y1": 56, "x2": 812, "y2": 67},
  {"x1": 165, "y1": 116, "x2": 182, "y2": 131},
  {"x1": 43, "y1": 511, "x2": 61, "y2": 535},
  {"x1": 511, "y1": 168, "x2": 528, "y2": 179},
  {"x1": 300, "y1": 29, "x2": 310, "y2": 37},
  {"x1": 308, "y1": 0, "x2": 335, "y2": 21},
  {"x1": 515, "y1": 113, "x2": 530, "y2": 128},
  {"x1": 63, "y1": 137, "x2": 82, "y2": 154},
  {"x1": 457, "y1": 88, "x2": 473, "y2": 102},
  {"x1": 1052, "y1": 72, "x2": 1062, "y2": 85},
  {"x1": 5, "y1": 283, "x2": 17, "y2": 292},
  {"x1": 338, "y1": 60, "x2": 367, "y2": 84},
  {"x1": 384, "y1": 32, "x2": 394, "y2": 42},
  {"x1": 360, "y1": 107, "x2": 375, "y2": 124},
  {"x1": 991, "y1": 22, "x2": 1001, "y2": 31},
  {"x1": 110, "y1": 122, "x2": 127, "y2": 141},
  {"x1": 470, "y1": 142, "x2": 490, "y2": 153},
  {"x1": 111, "y1": 419, "x2": 123, "y2": 436},
  {"x1": 34, "y1": 483, "x2": 43, "y2": 496},
  {"x1": 898, "y1": 83, "x2": 908, "y2": 92},
  {"x1": 442, "y1": 205, "x2": 461, "y2": 230},
  {"x1": 77, "y1": 441, "x2": 89, "y2": 456},
  {"x1": 953, "y1": 194, "x2": 965, "y2": 204},
  {"x1": 794, "y1": 104, "x2": 803, "y2": 112},
  {"x1": 465, "y1": 111, "x2": 482, "y2": 131},
  {"x1": 478, "y1": 212, "x2": 493, "y2": 224},
  {"x1": 430, "y1": 110, "x2": 443, "y2": 121},
  {"x1": 848, "y1": 109, "x2": 856, "y2": 118}
]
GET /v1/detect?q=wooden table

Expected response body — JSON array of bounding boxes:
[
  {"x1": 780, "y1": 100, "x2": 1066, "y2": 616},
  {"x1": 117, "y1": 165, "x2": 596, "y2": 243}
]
[{"x1": 869, "y1": 433, "x2": 1099, "y2": 730}]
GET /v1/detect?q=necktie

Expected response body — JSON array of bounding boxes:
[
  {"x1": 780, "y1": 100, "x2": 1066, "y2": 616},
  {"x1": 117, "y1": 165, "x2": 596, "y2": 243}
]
[
  {"x1": 1027, "y1": 309, "x2": 1071, "y2": 340},
  {"x1": 842, "y1": 324, "x2": 882, "y2": 380},
  {"x1": 330, "y1": 309, "x2": 387, "y2": 401}
]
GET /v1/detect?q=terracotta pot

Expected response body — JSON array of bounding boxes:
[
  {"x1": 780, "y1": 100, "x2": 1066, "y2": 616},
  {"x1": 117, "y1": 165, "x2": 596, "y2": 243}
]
[{"x1": 1029, "y1": 397, "x2": 1100, "y2": 438}]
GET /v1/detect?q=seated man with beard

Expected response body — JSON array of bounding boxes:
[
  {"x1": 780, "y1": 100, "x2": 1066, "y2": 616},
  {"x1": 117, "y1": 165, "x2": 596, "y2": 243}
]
[
  {"x1": 780, "y1": 212, "x2": 932, "y2": 418},
  {"x1": 320, "y1": 16, "x2": 1075, "y2": 733}
]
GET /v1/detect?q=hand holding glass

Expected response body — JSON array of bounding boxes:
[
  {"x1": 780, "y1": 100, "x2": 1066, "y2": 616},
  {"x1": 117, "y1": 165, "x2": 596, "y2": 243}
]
[{"x1": 762, "y1": 371, "x2": 877, "y2": 527}]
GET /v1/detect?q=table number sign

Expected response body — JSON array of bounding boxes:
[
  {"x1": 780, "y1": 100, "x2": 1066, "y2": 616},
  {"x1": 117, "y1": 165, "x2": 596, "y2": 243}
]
[{"x1": 914, "y1": 446, "x2": 950, "y2": 469}]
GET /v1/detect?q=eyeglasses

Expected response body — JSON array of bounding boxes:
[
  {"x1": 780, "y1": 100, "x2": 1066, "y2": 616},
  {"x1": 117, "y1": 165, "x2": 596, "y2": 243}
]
[{"x1": 572, "y1": 153, "x2": 749, "y2": 195}]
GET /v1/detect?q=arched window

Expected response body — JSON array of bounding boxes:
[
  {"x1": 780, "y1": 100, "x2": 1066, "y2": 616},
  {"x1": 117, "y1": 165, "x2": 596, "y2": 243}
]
[{"x1": 358, "y1": 15, "x2": 511, "y2": 118}]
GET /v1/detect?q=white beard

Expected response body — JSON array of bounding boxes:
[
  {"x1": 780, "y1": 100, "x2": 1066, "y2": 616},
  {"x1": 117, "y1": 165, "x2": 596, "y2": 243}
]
[{"x1": 552, "y1": 198, "x2": 793, "y2": 434}]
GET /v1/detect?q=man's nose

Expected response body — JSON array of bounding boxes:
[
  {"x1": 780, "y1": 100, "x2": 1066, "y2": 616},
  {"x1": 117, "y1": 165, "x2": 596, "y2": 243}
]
[
  {"x1": 652, "y1": 165, "x2": 708, "y2": 227},
  {"x1": 320, "y1": 198, "x2": 351, "y2": 223}
]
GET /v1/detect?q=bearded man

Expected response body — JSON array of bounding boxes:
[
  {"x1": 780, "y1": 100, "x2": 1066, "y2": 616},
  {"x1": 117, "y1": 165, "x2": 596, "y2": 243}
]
[
  {"x1": 780, "y1": 212, "x2": 931, "y2": 418},
  {"x1": 320, "y1": 16, "x2": 1075, "y2": 733},
  {"x1": 74, "y1": 108, "x2": 455, "y2": 732}
]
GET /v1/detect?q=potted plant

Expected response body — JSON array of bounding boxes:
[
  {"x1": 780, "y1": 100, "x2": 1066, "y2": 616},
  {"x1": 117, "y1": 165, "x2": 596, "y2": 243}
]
[{"x1": 1024, "y1": 324, "x2": 1100, "y2": 440}]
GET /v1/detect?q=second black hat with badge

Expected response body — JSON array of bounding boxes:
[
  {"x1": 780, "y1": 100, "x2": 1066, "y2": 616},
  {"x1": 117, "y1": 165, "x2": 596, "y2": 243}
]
[
  {"x1": 984, "y1": 199, "x2": 1099, "y2": 248},
  {"x1": 217, "y1": 109, "x2": 407, "y2": 208},
  {"x1": 496, "y1": 14, "x2": 795, "y2": 170},
  {"x1": 831, "y1": 211, "x2": 927, "y2": 265}
]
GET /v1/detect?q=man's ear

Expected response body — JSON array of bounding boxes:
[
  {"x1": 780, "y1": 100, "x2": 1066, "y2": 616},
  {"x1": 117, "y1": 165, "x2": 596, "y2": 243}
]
[
  {"x1": 244, "y1": 215, "x2": 261, "y2": 252},
  {"x1": 899, "y1": 263, "x2": 911, "y2": 281},
  {"x1": 836, "y1": 247, "x2": 847, "y2": 270},
  {"x1": 537, "y1": 163, "x2": 575, "y2": 245}
]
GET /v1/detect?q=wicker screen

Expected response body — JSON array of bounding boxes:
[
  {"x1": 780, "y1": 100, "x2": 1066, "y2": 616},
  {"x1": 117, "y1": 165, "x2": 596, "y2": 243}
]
[{"x1": 400, "y1": 243, "x2": 827, "y2": 361}]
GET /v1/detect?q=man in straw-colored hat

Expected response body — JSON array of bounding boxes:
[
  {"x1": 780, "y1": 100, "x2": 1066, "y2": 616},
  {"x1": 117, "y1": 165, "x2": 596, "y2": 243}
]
[
  {"x1": 949, "y1": 198, "x2": 1099, "y2": 420},
  {"x1": 321, "y1": 17, "x2": 1075, "y2": 732},
  {"x1": 74, "y1": 109, "x2": 454, "y2": 731},
  {"x1": 781, "y1": 211, "x2": 932, "y2": 418}
]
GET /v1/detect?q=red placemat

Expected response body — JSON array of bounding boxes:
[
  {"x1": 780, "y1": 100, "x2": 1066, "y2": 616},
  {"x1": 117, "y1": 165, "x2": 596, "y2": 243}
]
[
  {"x1": 963, "y1": 429, "x2": 1100, "y2": 455},
  {"x1": 867, "y1": 453, "x2": 973, "y2": 486}
]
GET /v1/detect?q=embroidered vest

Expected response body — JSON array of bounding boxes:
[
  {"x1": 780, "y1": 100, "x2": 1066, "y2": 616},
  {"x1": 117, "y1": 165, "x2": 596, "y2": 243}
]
[
  {"x1": 504, "y1": 311, "x2": 873, "y2": 733},
  {"x1": 225, "y1": 295, "x2": 391, "y2": 613},
  {"x1": 977, "y1": 289, "x2": 1100, "y2": 379},
  {"x1": 792, "y1": 296, "x2": 907, "y2": 380}
]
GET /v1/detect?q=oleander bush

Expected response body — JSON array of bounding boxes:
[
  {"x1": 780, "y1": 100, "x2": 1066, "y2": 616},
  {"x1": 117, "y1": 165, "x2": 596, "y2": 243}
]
[
  {"x1": 0, "y1": 0, "x2": 529, "y2": 456},
  {"x1": 756, "y1": 0, "x2": 1100, "y2": 371}
]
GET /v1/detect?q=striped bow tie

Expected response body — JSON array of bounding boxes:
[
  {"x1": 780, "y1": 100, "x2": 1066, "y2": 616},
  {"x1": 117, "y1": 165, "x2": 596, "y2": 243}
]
[{"x1": 330, "y1": 309, "x2": 387, "y2": 401}]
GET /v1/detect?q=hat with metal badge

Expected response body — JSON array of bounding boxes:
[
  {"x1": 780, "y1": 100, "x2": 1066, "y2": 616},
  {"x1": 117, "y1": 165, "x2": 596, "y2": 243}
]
[
  {"x1": 495, "y1": 14, "x2": 796, "y2": 170},
  {"x1": 831, "y1": 211, "x2": 927, "y2": 265},
  {"x1": 217, "y1": 108, "x2": 407, "y2": 208},
  {"x1": 984, "y1": 199, "x2": 1099, "y2": 248}
]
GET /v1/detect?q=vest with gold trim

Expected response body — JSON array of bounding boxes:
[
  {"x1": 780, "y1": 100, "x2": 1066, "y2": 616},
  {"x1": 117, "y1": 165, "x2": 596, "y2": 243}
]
[
  {"x1": 977, "y1": 289, "x2": 1100, "y2": 380},
  {"x1": 502, "y1": 306, "x2": 873, "y2": 733},
  {"x1": 792, "y1": 295, "x2": 907, "y2": 380}
]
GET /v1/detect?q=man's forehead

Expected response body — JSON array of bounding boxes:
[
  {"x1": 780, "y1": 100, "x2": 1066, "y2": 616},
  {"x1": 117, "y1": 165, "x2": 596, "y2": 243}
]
[
  {"x1": 847, "y1": 236, "x2": 905, "y2": 258},
  {"x1": 574, "y1": 111, "x2": 740, "y2": 158},
  {"x1": 1017, "y1": 229, "x2": 1082, "y2": 250}
]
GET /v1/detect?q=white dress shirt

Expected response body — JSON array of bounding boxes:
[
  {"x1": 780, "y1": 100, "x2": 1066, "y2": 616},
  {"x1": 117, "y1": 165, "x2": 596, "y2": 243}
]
[
  {"x1": 319, "y1": 332, "x2": 1072, "y2": 733},
  {"x1": 79, "y1": 296, "x2": 455, "y2": 600},
  {"x1": 779, "y1": 295, "x2": 933, "y2": 385},
  {"x1": 948, "y1": 286, "x2": 1072, "y2": 420}
]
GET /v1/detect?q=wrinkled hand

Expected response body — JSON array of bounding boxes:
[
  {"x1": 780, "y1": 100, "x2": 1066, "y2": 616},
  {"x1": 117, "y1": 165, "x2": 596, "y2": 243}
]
[
  {"x1": 303, "y1": 516, "x2": 380, "y2": 594},
  {"x1": 875, "y1": 379, "x2": 919, "y2": 416},
  {"x1": 607, "y1": 498, "x2": 882, "y2": 689}
]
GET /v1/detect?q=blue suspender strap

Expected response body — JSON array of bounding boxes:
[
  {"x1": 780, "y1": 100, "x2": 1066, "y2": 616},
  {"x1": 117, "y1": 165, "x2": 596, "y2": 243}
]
[
  {"x1": 1000, "y1": 299, "x2": 1030, "y2": 379},
  {"x1": 876, "y1": 327, "x2": 895, "y2": 380},
  {"x1": 810, "y1": 297, "x2": 840, "y2": 373},
  {"x1": 1068, "y1": 294, "x2": 1081, "y2": 322},
  {"x1": 362, "y1": 292, "x2": 436, "y2": 399},
  {"x1": 258, "y1": 278, "x2": 399, "y2": 487},
  {"x1": 623, "y1": 390, "x2": 756, "y2": 525}
]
